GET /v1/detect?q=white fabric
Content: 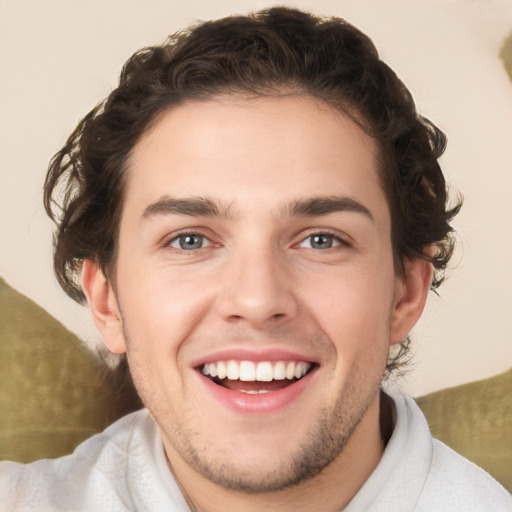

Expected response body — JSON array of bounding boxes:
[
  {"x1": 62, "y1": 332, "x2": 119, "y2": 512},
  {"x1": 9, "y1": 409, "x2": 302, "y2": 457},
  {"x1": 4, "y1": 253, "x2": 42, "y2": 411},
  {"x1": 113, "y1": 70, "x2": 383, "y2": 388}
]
[
  {"x1": 343, "y1": 393, "x2": 512, "y2": 511},
  {"x1": 1, "y1": 393, "x2": 511, "y2": 511}
]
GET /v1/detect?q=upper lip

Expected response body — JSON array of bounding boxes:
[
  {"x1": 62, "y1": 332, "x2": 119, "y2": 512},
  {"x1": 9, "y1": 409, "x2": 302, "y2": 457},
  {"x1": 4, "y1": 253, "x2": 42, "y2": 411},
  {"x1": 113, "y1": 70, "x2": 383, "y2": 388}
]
[{"x1": 191, "y1": 347, "x2": 320, "y2": 369}]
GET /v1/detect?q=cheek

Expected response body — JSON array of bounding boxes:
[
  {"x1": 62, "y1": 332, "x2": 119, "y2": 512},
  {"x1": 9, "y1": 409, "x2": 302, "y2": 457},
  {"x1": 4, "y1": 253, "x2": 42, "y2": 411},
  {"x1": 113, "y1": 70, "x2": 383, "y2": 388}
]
[
  {"x1": 305, "y1": 266, "x2": 395, "y2": 356},
  {"x1": 305, "y1": 262, "x2": 394, "y2": 318},
  {"x1": 118, "y1": 269, "x2": 213, "y2": 353}
]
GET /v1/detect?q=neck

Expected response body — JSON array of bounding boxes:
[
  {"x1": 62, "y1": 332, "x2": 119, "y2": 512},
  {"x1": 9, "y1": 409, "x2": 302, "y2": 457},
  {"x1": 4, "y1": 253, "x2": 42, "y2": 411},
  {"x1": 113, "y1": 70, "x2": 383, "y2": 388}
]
[{"x1": 167, "y1": 392, "x2": 390, "y2": 512}]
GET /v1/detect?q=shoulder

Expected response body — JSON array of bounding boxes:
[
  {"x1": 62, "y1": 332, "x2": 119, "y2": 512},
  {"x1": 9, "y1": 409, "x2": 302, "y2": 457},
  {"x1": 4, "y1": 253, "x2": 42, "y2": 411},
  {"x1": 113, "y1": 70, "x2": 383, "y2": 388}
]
[
  {"x1": 0, "y1": 409, "x2": 152, "y2": 511},
  {"x1": 384, "y1": 393, "x2": 512, "y2": 511},
  {"x1": 418, "y1": 438, "x2": 512, "y2": 511},
  {"x1": 394, "y1": 394, "x2": 512, "y2": 511}
]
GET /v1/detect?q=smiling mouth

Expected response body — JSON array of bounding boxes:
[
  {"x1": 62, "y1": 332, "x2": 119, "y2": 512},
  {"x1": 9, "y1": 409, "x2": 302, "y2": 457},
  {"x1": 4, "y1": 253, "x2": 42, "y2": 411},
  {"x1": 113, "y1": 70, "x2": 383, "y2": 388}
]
[{"x1": 199, "y1": 360, "x2": 315, "y2": 394}]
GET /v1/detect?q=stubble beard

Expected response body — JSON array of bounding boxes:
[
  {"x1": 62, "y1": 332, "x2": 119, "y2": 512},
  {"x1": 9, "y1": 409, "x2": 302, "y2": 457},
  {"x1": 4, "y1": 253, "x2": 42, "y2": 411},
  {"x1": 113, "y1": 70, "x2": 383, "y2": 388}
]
[
  {"x1": 120, "y1": 317, "x2": 386, "y2": 494},
  {"x1": 169, "y1": 374, "x2": 383, "y2": 494}
]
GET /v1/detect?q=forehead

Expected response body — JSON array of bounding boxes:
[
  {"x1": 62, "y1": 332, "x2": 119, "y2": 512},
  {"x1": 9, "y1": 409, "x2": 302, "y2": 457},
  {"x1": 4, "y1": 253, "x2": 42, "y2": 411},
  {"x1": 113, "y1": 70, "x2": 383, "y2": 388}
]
[{"x1": 124, "y1": 95, "x2": 389, "y2": 225}]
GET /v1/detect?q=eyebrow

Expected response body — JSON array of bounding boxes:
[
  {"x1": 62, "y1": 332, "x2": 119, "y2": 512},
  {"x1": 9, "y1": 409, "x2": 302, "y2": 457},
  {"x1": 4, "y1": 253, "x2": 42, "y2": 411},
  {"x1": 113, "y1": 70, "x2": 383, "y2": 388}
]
[
  {"x1": 282, "y1": 196, "x2": 374, "y2": 222},
  {"x1": 142, "y1": 196, "x2": 224, "y2": 219},
  {"x1": 141, "y1": 195, "x2": 374, "y2": 222}
]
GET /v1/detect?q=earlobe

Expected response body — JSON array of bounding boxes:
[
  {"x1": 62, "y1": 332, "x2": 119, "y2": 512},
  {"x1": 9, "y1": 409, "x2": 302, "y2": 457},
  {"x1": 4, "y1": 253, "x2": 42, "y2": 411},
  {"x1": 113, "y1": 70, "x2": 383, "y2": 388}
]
[
  {"x1": 81, "y1": 259, "x2": 127, "y2": 355},
  {"x1": 390, "y1": 257, "x2": 433, "y2": 345}
]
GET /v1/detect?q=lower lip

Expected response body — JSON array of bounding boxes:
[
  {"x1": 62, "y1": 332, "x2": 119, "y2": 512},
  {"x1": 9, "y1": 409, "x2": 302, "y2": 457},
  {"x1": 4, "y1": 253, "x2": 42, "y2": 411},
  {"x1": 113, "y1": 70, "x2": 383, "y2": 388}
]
[{"x1": 196, "y1": 369, "x2": 316, "y2": 414}]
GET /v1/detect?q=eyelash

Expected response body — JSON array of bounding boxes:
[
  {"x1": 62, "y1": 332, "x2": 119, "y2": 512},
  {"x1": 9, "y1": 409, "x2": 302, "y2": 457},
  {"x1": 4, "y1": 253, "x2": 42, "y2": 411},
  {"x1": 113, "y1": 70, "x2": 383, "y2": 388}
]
[
  {"x1": 165, "y1": 231, "x2": 213, "y2": 251},
  {"x1": 164, "y1": 230, "x2": 350, "y2": 253},
  {"x1": 296, "y1": 230, "x2": 351, "y2": 251},
  {"x1": 298, "y1": 233, "x2": 346, "y2": 250}
]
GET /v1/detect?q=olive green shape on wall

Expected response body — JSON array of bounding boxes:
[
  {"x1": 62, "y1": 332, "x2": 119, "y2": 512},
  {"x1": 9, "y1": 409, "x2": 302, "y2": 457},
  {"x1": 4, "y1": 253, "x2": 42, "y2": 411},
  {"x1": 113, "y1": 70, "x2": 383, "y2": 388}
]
[
  {"x1": 0, "y1": 277, "x2": 141, "y2": 463},
  {"x1": 500, "y1": 31, "x2": 512, "y2": 82},
  {"x1": 417, "y1": 367, "x2": 512, "y2": 492}
]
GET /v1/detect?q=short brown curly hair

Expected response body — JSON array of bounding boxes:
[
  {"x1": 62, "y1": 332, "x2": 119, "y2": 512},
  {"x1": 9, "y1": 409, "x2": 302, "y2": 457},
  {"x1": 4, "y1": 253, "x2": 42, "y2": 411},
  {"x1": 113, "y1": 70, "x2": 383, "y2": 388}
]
[{"x1": 44, "y1": 7, "x2": 461, "y2": 375}]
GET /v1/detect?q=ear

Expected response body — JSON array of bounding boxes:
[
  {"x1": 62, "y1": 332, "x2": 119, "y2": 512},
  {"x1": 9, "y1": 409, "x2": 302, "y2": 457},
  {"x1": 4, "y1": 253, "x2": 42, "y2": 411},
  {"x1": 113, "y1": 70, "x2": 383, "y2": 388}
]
[
  {"x1": 81, "y1": 259, "x2": 127, "y2": 354},
  {"x1": 390, "y1": 256, "x2": 433, "y2": 345}
]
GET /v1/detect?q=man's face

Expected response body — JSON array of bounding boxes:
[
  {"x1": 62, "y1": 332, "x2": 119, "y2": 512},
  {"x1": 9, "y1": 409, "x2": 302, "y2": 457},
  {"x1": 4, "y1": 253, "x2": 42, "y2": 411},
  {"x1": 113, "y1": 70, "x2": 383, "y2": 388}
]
[{"x1": 95, "y1": 95, "x2": 414, "y2": 491}]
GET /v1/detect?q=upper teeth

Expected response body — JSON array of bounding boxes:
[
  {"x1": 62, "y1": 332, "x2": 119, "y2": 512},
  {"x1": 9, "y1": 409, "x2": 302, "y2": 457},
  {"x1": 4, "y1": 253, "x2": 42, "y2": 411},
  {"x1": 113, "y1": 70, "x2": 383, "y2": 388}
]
[{"x1": 201, "y1": 361, "x2": 311, "y2": 382}]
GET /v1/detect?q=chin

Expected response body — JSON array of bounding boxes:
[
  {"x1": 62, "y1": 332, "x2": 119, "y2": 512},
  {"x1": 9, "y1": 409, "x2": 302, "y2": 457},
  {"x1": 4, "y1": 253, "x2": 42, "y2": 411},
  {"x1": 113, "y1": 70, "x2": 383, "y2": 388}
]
[{"x1": 170, "y1": 392, "x2": 373, "y2": 494}]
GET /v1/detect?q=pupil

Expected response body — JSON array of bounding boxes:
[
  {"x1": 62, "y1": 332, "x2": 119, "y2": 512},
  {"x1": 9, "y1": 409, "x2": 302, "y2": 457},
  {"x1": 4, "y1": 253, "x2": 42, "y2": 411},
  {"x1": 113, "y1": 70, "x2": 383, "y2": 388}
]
[
  {"x1": 312, "y1": 234, "x2": 332, "y2": 249},
  {"x1": 180, "y1": 235, "x2": 202, "y2": 250}
]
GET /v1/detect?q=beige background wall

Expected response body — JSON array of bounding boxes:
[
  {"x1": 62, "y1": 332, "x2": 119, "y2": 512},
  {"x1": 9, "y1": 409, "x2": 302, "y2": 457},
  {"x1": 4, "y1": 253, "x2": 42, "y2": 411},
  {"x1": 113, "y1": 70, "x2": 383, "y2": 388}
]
[{"x1": 1, "y1": 0, "x2": 511, "y2": 397}]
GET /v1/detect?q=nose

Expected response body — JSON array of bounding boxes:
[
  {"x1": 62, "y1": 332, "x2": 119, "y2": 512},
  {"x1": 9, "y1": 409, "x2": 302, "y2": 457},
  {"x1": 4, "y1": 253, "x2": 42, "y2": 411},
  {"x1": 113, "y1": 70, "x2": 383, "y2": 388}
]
[{"x1": 217, "y1": 246, "x2": 299, "y2": 328}]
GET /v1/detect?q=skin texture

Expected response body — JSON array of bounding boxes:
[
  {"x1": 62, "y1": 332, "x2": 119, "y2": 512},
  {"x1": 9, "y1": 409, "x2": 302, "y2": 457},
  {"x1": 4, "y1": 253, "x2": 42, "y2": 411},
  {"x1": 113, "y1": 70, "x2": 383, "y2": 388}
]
[{"x1": 82, "y1": 95, "x2": 432, "y2": 512}]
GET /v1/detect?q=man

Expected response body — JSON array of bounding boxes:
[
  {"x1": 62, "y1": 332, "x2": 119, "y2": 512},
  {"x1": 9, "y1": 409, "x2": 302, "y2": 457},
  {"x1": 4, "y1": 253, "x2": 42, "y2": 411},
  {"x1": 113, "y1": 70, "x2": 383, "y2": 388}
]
[{"x1": 1, "y1": 6, "x2": 510, "y2": 511}]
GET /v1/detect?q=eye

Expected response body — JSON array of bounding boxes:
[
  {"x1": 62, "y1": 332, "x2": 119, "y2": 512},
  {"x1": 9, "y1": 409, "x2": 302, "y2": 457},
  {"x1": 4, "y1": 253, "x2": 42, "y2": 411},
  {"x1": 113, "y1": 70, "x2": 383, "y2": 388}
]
[
  {"x1": 167, "y1": 233, "x2": 211, "y2": 251},
  {"x1": 299, "y1": 233, "x2": 343, "y2": 250}
]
